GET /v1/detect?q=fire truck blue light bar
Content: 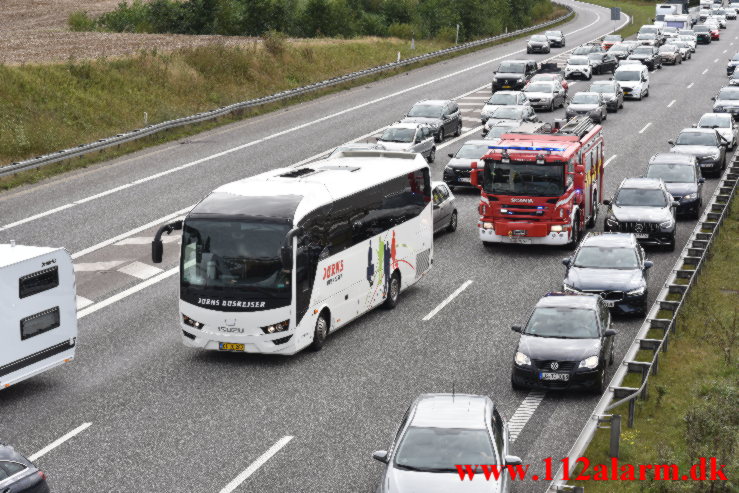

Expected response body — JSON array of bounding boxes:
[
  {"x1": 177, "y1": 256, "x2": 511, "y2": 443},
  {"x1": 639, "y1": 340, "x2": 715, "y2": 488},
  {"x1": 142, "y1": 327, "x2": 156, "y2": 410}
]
[{"x1": 487, "y1": 145, "x2": 568, "y2": 152}]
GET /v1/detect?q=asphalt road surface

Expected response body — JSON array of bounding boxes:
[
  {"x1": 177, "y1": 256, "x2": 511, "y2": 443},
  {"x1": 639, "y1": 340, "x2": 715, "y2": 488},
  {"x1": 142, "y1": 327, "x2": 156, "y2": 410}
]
[{"x1": 1, "y1": 1, "x2": 737, "y2": 491}]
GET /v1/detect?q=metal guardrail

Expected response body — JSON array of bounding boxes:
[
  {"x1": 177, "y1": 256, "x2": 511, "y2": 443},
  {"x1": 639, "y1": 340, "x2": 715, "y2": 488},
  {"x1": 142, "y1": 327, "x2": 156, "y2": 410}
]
[
  {"x1": 549, "y1": 155, "x2": 739, "y2": 492},
  {"x1": 0, "y1": 6, "x2": 574, "y2": 178}
]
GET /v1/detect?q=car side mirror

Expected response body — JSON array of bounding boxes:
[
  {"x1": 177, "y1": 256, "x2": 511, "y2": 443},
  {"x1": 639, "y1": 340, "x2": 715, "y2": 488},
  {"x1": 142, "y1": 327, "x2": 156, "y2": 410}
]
[
  {"x1": 691, "y1": 124, "x2": 697, "y2": 128},
  {"x1": 667, "y1": 140, "x2": 675, "y2": 145},
  {"x1": 505, "y1": 455, "x2": 523, "y2": 466},
  {"x1": 448, "y1": 153, "x2": 454, "y2": 158},
  {"x1": 372, "y1": 450, "x2": 389, "y2": 463},
  {"x1": 511, "y1": 325, "x2": 522, "y2": 333},
  {"x1": 672, "y1": 201, "x2": 680, "y2": 208},
  {"x1": 433, "y1": 203, "x2": 440, "y2": 210},
  {"x1": 643, "y1": 260, "x2": 654, "y2": 270},
  {"x1": 604, "y1": 329, "x2": 618, "y2": 337},
  {"x1": 602, "y1": 199, "x2": 611, "y2": 206},
  {"x1": 711, "y1": 96, "x2": 716, "y2": 101},
  {"x1": 562, "y1": 257, "x2": 572, "y2": 267},
  {"x1": 699, "y1": 177, "x2": 705, "y2": 183},
  {"x1": 375, "y1": 137, "x2": 381, "y2": 142}
]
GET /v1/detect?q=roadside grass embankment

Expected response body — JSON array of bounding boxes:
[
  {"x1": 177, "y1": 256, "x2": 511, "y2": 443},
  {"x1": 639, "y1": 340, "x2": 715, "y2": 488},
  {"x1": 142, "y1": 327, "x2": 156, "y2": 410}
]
[
  {"x1": 569, "y1": 195, "x2": 739, "y2": 493},
  {"x1": 580, "y1": 0, "x2": 656, "y2": 38},
  {"x1": 0, "y1": 4, "x2": 567, "y2": 191}
]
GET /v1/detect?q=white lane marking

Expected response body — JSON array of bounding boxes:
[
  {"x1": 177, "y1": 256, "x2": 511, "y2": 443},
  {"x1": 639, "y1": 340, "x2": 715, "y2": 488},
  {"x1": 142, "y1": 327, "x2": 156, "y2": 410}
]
[
  {"x1": 638, "y1": 122, "x2": 652, "y2": 134},
  {"x1": 422, "y1": 280, "x2": 473, "y2": 321},
  {"x1": 219, "y1": 436, "x2": 293, "y2": 493},
  {"x1": 732, "y1": 42, "x2": 735, "y2": 46},
  {"x1": 687, "y1": 82, "x2": 694, "y2": 89},
  {"x1": 462, "y1": 116, "x2": 481, "y2": 123},
  {"x1": 508, "y1": 391, "x2": 546, "y2": 443},
  {"x1": 568, "y1": 81, "x2": 577, "y2": 86},
  {"x1": 73, "y1": 260, "x2": 128, "y2": 272},
  {"x1": 461, "y1": 96, "x2": 491, "y2": 100},
  {"x1": 667, "y1": 99, "x2": 676, "y2": 108},
  {"x1": 461, "y1": 127, "x2": 472, "y2": 132},
  {"x1": 117, "y1": 261, "x2": 164, "y2": 280},
  {"x1": 458, "y1": 102, "x2": 482, "y2": 106},
  {"x1": 75, "y1": 296, "x2": 93, "y2": 310},
  {"x1": 714, "y1": 58, "x2": 719, "y2": 63},
  {"x1": 72, "y1": 207, "x2": 191, "y2": 259},
  {"x1": 603, "y1": 155, "x2": 617, "y2": 168},
  {"x1": 723, "y1": 49, "x2": 728, "y2": 54},
  {"x1": 115, "y1": 235, "x2": 179, "y2": 246},
  {"x1": 0, "y1": 9, "x2": 610, "y2": 233},
  {"x1": 702, "y1": 68, "x2": 709, "y2": 75},
  {"x1": 28, "y1": 423, "x2": 92, "y2": 462},
  {"x1": 77, "y1": 267, "x2": 178, "y2": 318}
]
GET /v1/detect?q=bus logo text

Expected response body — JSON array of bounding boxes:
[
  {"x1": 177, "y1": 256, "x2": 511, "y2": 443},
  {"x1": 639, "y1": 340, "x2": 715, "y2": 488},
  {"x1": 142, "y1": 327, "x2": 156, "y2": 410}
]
[
  {"x1": 197, "y1": 298, "x2": 266, "y2": 308},
  {"x1": 322, "y1": 260, "x2": 344, "y2": 281}
]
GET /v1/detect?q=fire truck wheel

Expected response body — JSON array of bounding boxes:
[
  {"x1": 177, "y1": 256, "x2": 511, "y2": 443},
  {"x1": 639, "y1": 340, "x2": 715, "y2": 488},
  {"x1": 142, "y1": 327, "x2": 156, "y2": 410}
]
[
  {"x1": 309, "y1": 312, "x2": 329, "y2": 351},
  {"x1": 447, "y1": 211, "x2": 458, "y2": 232},
  {"x1": 568, "y1": 214, "x2": 582, "y2": 250},
  {"x1": 587, "y1": 196, "x2": 598, "y2": 228},
  {"x1": 384, "y1": 271, "x2": 401, "y2": 309}
]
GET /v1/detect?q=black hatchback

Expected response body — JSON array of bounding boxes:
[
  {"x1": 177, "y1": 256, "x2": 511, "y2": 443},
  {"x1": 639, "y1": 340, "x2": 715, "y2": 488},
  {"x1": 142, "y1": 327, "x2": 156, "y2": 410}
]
[
  {"x1": 0, "y1": 444, "x2": 49, "y2": 493},
  {"x1": 511, "y1": 293, "x2": 617, "y2": 393}
]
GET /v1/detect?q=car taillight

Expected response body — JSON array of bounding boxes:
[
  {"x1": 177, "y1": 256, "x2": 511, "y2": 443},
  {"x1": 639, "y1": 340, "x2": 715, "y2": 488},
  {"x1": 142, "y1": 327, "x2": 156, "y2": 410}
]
[{"x1": 38, "y1": 471, "x2": 47, "y2": 481}]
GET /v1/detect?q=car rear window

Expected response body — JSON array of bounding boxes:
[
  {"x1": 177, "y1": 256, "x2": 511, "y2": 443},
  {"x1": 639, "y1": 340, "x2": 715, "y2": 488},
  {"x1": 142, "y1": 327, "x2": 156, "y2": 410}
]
[{"x1": 0, "y1": 461, "x2": 27, "y2": 477}]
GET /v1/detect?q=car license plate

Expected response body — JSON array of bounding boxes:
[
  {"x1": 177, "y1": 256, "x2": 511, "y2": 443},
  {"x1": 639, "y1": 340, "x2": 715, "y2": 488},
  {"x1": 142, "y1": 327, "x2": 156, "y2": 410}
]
[
  {"x1": 540, "y1": 372, "x2": 569, "y2": 381},
  {"x1": 700, "y1": 163, "x2": 712, "y2": 167},
  {"x1": 459, "y1": 177, "x2": 471, "y2": 183},
  {"x1": 503, "y1": 85, "x2": 511, "y2": 88},
  {"x1": 219, "y1": 342, "x2": 245, "y2": 351},
  {"x1": 634, "y1": 233, "x2": 649, "y2": 239},
  {"x1": 604, "y1": 300, "x2": 616, "y2": 307}
]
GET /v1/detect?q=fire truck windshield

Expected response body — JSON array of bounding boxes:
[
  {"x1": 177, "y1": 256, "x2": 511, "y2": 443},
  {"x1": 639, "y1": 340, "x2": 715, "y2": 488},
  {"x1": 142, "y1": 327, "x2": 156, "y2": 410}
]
[{"x1": 484, "y1": 161, "x2": 565, "y2": 197}]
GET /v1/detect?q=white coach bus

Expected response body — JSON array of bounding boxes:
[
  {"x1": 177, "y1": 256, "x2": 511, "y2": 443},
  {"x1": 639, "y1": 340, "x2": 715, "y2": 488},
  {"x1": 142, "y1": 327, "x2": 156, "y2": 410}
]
[
  {"x1": 152, "y1": 150, "x2": 433, "y2": 355},
  {"x1": 0, "y1": 243, "x2": 77, "y2": 390}
]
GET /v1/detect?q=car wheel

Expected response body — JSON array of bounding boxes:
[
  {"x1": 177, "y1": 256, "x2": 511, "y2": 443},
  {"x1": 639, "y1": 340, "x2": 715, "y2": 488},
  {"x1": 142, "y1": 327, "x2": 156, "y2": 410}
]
[
  {"x1": 447, "y1": 210, "x2": 458, "y2": 233},
  {"x1": 644, "y1": 88, "x2": 649, "y2": 98},
  {"x1": 436, "y1": 128, "x2": 444, "y2": 143},
  {"x1": 620, "y1": 99, "x2": 624, "y2": 109},
  {"x1": 665, "y1": 236, "x2": 676, "y2": 252},
  {"x1": 309, "y1": 312, "x2": 329, "y2": 351},
  {"x1": 383, "y1": 271, "x2": 401, "y2": 309},
  {"x1": 511, "y1": 375, "x2": 527, "y2": 391},
  {"x1": 455, "y1": 121, "x2": 462, "y2": 137},
  {"x1": 427, "y1": 146, "x2": 436, "y2": 163},
  {"x1": 603, "y1": 110, "x2": 607, "y2": 121},
  {"x1": 549, "y1": 100, "x2": 555, "y2": 112}
]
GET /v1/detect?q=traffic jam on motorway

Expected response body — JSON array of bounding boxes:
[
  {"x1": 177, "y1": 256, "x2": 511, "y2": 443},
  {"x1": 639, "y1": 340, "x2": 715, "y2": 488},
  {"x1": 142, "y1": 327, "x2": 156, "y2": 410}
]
[{"x1": 1, "y1": 0, "x2": 738, "y2": 492}]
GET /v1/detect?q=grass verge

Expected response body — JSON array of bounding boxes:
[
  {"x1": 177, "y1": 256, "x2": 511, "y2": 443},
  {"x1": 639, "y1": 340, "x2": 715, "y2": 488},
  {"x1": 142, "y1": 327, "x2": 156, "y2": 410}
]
[
  {"x1": 0, "y1": 5, "x2": 568, "y2": 192},
  {"x1": 569, "y1": 194, "x2": 739, "y2": 492},
  {"x1": 579, "y1": 0, "x2": 654, "y2": 38}
]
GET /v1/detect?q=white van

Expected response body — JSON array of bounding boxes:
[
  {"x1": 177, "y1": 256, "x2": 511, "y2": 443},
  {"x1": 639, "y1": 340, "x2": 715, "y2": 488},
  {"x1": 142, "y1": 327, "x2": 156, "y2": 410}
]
[
  {"x1": 614, "y1": 65, "x2": 650, "y2": 100},
  {"x1": 0, "y1": 243, "x2": 77, "y2": 390}
]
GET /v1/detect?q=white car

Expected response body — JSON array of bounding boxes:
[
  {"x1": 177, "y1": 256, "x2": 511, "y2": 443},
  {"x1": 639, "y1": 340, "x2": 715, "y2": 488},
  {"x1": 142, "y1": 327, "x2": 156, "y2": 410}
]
[
  {"x1": 480, "y1": 91, "x2": 530, "y2": 124},
  {"x1": 376, "y1": 122, "x2": 437, "y2": 162},
  {"x1": 678, "y1": 34, "x2": 697, "y2": 52},
  {"x1": 697, "y1": 113, "x2": 737, "y2": 149},
  {"x1": 565, "y1": 55, "x2": 593, "y2": 79}
]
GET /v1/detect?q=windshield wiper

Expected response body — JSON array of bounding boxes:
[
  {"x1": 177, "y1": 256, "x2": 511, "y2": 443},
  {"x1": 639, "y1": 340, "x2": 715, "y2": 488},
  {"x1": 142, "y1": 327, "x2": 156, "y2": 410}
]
[{"x1": 395, "y1": 464, "x2": 457, "y2": 473}]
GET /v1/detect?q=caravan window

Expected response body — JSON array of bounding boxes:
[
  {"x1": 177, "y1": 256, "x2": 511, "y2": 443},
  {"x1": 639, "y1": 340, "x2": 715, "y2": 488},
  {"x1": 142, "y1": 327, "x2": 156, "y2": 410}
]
[
  {"x1": 19, "y1": 266, "x2": 59, "y2": 299},
  {"x1": 20, "y1": 307, "x2": 60, "y2": 340}
]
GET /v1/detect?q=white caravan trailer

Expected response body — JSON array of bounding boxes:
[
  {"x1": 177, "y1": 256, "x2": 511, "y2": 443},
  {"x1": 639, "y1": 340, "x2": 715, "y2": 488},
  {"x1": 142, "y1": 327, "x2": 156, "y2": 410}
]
[
  {"x1": 0, "y1": 243, "x2": 77, "y2": 390},
  {"x1": 152, "y1": 150, "x2": 434, "y2": 355}
]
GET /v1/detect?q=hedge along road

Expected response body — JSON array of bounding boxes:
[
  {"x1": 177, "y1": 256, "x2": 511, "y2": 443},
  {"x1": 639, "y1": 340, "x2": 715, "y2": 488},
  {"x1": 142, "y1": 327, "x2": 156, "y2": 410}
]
[{"x1": 6, "y1": 2, "x2": 732, "y2": 493}]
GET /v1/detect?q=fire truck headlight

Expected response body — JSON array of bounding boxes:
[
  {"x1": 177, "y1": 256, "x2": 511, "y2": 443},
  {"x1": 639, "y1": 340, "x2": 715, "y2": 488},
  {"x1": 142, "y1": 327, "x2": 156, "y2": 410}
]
[
  {"x1": 550, "y1": 225, "x2": 563, "y2": 232},
  {"x1": 483, "y1": 222, "x2": 494, "y2": 229}
]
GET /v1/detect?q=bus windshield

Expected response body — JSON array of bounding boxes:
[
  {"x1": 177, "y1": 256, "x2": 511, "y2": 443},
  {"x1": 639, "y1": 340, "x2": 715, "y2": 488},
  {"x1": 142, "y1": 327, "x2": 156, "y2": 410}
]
[
  {"x1": 484, "y1": 161, "x2": 565, "y2": 197},
  {"x1": 181, "y1": 219, "x2": 292, "y2": 299}
]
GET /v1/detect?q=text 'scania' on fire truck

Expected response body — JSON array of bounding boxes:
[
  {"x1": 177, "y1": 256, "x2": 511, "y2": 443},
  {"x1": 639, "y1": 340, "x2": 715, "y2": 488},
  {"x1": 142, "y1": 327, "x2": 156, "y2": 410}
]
[{"x1": 470, "y1": 117, "x2": 605, "y2": 247}]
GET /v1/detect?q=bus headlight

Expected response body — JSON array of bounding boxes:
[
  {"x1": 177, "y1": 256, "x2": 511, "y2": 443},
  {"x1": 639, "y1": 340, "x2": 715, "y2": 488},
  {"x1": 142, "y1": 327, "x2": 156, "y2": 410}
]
[
  {"x1": 262, "y1": 320, "x2": 290, "y2": 334},
  {"x1": 182, "y1": 314, "x2": 204, "y2": 329}
]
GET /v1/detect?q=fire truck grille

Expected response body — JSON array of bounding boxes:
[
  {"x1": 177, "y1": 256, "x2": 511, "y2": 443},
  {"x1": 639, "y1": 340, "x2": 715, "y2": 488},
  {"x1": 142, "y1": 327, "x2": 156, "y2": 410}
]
[{"x1": 617, "y1": 222, "x2": 660, "y2": 233}]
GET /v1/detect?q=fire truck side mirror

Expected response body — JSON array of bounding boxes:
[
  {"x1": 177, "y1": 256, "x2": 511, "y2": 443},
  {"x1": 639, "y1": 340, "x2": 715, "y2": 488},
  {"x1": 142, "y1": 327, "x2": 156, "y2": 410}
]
[
  {"x1": 470, "y1": 162, "x2": 481, "y2": 189},
  {"x1": 574, "y1": 164, "x2": 585, "y2": 174}
]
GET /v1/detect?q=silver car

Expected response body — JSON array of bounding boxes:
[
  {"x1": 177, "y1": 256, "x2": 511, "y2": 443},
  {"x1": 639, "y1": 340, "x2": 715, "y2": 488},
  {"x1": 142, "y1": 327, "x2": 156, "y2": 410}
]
[
  {"x1": 482, "y1": 106, "x2": 538, "y2": 136},
  {"x1": 565, "y1": 92, "x2": 608, "y2": 123},
  {"x1": 523, "y1": 80, "x2": 566, "y2": 111},
  {"x1": 431, "y1": 182, "x2": 458, "y2": 233},
  {"x1": 372, "y1": 394, "x2": 520, "y2": 493},
  {"x1": 480, "y1": 91, "x2": 529, "y2": 124},
  {"x1": 696, "y1": 112, "x2": 737, "y2": 149},
  {"x1": 712, "y1": 86, "x2": 739, "y2": 119},
  {"x1": 377, "y1": 123, "x2": 436, "y2": 163}
]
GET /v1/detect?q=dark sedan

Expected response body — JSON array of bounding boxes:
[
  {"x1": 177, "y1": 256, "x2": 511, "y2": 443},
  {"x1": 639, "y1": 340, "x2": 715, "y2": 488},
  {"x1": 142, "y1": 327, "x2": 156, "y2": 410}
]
[
  {"x1": 546, "y1": 30, "x2": 566, "y2": 47},
  {"x1": 589, "y1": 80, "x2": 624, "y2": 112},
  {"x1": 694, "y1": 25, "x2": 712, "y2": 44},
  {"x1": 669, "y1": 128, "x2": 728, "y2": 177},
  {"x1": 628, "y1": 46, "x2": 663, "y2": 70},
  {"x1": 647, "y1": 153, "x2": 704, "y2": 218},
  {"x1": 587, "y1": 52, "x2": 618, "y2": 74},
  {"x1": 511, "y1": 293, "x2": 617, "y2": 393},
  {"x1": 527, "y1": 34, "x2": 551, "y2": 54},
  {"x1": 0, "y1": 444, "x2": 50, "y2": 493},
  {"x1": 562, "y1": 233, "x2": 652, "y2": 316}
]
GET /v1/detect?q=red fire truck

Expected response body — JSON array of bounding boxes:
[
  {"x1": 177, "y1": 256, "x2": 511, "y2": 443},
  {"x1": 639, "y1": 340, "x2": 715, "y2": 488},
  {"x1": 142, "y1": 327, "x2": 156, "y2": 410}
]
[{"x1": 470, "y1": 117, "x2": 604, "y2": 247}]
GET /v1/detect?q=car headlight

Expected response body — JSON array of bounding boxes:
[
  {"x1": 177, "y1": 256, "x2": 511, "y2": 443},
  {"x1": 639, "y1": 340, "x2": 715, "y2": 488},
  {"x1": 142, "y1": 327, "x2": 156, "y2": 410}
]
[
  {"x1": 660, "y1": 218, "x2": 674, "y2": 229},
  {"x1": 579, "y1": 355, "x2": 600, "y2": 369},
  {"x1": 563, "y1": 284, "x2": 580, "y2": 293},
  {"x1": 183, "y1": 314, "x2": 204, "y2": 329},
  {"x1": 605, "y1": 216, "x2": 619, "y2": 227},
  {"x1": 261, "y1": 319, "x2": 290, "y2": 334},
  {"x1": 517, "y1": 78, "x2": 524, "y2": 83},
  {"x1": 683, "y1": 192, "x2": 698, "y2": 200},
  {"x1": 627, "y1": 286, "x2": 646, "y2": 296},
  {"x1": 515, "y1": 352, "x2": 531, "y2": 366},
  {"x1": 708, "y1": 151, "x2": 721, "y2": 159}
]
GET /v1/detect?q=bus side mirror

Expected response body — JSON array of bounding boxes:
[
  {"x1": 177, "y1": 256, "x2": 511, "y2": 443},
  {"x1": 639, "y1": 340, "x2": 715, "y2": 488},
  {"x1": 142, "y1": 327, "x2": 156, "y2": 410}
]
[
  {"x1": 281, "y1": 227, "x2": 303, "y2": 270},
  {"x1": 602, "y1": 199, "x2": 611, "y2": 206},
  {"x1": 151, "y1": 220, "x2": 183, "y2": 264},
  {"x1": 511, "y1": 325, "x2": 522, "y2": 333}
]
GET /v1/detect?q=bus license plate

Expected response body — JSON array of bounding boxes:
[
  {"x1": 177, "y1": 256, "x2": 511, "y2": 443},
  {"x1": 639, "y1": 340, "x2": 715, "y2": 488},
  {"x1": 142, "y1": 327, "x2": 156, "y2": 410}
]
[
  {"x1": 540, "y1": 372, "x2": 569, "y2": 381},
  {"x1": 634, "y1": 233, "x2": 649, "y2": 239},
  {"x1": 219, "y1": 342, "x2": 245, "y2": 352}
]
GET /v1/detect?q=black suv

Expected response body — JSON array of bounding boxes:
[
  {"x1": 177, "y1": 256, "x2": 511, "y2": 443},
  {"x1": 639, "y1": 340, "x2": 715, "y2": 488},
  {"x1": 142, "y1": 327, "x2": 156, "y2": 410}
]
[
  {"x1": 562, "y1": 233, "x2": 653, "y2": 316},
  {"x1": 511, "y1": 293, "x2": 617, "y2": 393},
  {"x1": 603, "y1": 178, "x2": 678, "y2": 251},
  {"x1": 401, "y1": 100, "x2": 462, "y2": 143},
  {"x1": 0, "y1": 443, "x2": 50, "y2": 493},
  {"x1": 492, "y1": 59, "x2": 538, "y2": 92},
  {"x1": 647, "y1": 153, "x2": 704, "y2": 218}
]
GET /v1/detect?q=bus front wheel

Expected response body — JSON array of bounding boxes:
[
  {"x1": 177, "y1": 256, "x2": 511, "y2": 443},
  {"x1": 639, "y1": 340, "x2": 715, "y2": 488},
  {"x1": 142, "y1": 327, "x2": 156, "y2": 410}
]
[
  {"x1": 384, "y1": 271, "x2": 401, "y2": 309},
  {"x1": 309, "y1": 312, "x2": 329, "y2": 351}
]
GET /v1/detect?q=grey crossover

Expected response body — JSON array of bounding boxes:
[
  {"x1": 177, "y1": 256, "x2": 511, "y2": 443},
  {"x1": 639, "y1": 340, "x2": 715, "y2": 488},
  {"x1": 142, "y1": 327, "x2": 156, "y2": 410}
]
[{"x1": 402, "y1": 100, "x2": 462, "y2": 143}]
